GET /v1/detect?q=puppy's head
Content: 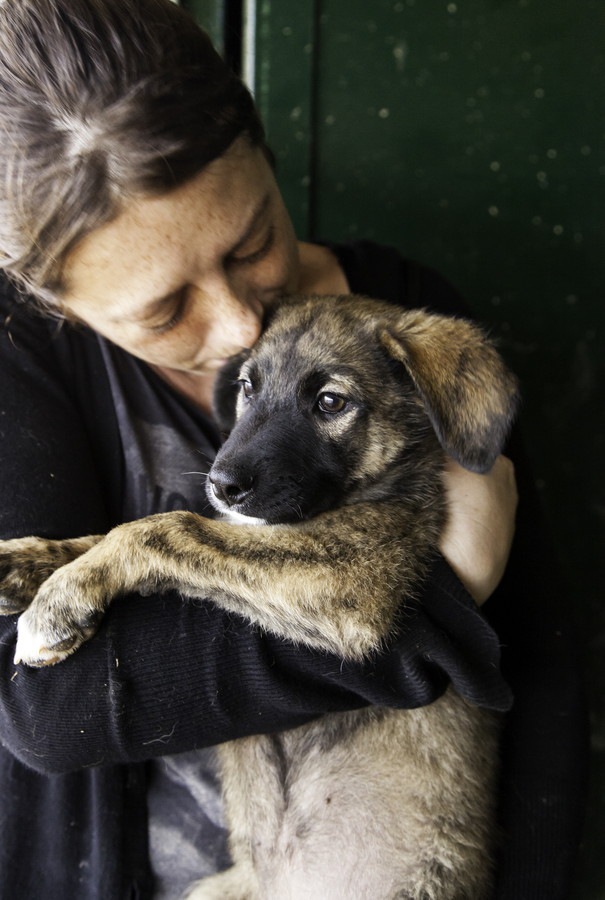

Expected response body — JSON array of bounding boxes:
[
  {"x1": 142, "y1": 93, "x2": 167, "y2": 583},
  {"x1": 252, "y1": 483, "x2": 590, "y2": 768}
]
[{"x1": 207, "y1": 295, "x2": 519, "y2": 524}]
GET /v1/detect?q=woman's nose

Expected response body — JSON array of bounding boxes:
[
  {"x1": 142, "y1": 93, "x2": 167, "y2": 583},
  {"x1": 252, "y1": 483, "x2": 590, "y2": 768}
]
[{"x1": 206, "y1": 280, "x2": 264, "y2": 348}]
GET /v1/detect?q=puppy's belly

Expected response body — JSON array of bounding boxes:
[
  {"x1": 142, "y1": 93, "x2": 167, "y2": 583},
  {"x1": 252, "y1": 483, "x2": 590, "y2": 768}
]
[
  {"x1": 222, "y1": 696, "x2": 495, "y2": 899},
  {"x1": 259, "y1": 750, "x2": 417, "y2": 900},
  {"x1": 236, "y1": 713, "x2": 413, "y2": 898}
]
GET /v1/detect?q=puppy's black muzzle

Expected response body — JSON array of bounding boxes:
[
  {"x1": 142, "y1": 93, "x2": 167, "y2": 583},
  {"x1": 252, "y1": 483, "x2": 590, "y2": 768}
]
[{"x1": 207, "y1": 401, "x2": 346, "y2": 524}]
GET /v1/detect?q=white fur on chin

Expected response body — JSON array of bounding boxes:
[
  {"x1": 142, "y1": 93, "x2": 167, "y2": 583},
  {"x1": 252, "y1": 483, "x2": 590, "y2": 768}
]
[{"x1": 220, "y1": 509, "x2": 267, "y2": 527}]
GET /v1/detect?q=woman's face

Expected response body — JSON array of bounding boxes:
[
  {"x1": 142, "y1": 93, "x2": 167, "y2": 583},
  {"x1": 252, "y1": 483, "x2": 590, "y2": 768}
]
[{"x1": 60, "y1": 138, "x2": 300, "y2": 386}]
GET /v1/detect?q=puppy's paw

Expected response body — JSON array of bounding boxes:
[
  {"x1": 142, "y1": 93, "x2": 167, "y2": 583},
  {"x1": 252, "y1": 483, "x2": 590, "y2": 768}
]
[
  {"x1": 14, "y1": 564, "x2": 108, "y2": 667},
  {"x1": 15, "y1": 613, "x2": 100, "y2": 666}
]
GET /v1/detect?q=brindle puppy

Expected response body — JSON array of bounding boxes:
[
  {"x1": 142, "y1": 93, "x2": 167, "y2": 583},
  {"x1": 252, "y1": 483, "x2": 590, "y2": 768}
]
[{"x1": 0, "y1": 295, "x2": 518, "y2": 899}]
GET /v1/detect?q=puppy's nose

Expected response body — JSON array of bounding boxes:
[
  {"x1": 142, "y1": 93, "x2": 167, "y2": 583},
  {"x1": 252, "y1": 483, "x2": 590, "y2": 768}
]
[{"x1": 208, "y1": 469, "x2": 254, "y2": 507}]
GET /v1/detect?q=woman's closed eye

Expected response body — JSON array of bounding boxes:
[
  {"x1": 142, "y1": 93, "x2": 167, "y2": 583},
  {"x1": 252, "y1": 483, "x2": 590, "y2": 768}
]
[
  {"x1": 227, "y1": 225, "x2": 275, "y2": 267},
  {"x1": 148, "y1": 290, "x2": 188, "y2": 334}
]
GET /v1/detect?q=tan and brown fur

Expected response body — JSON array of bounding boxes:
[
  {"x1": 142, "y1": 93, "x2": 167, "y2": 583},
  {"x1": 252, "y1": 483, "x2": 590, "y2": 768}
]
[{"x1": 0, "y1": 295, "x2": 518, "y2": 899}]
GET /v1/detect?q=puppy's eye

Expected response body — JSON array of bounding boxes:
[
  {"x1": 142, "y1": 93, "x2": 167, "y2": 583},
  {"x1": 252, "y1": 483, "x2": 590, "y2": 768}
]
[
  {"x1": 317, "y1": 392, "x2": 347, "y2": 414},
  {"x1": 239, "y1": 379, "x2": 255, "y2": 401}
]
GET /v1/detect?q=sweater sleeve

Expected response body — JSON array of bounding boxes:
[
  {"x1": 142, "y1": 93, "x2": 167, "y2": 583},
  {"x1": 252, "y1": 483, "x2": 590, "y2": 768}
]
[
  {"x1": 0, "y1": 275, "x2": 511, "y2": 775},
  {"x1": 0, "y1": 563, "x2": 511, "y2": 776}
]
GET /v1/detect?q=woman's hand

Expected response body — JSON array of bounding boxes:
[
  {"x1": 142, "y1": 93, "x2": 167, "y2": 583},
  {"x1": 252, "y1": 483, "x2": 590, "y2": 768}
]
[{"x1": 439, "y1": 455, "x2": 518, "y2": 606}]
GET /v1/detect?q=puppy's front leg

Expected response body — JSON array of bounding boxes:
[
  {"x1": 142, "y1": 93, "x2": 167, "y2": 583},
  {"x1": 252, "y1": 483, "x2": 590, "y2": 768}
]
[
  {"x1": 13, "y1": 519, "x2": 177, "y2": 666},
  {"x1": 15, "y1": 504, "x2": 422, "y2": 666}
]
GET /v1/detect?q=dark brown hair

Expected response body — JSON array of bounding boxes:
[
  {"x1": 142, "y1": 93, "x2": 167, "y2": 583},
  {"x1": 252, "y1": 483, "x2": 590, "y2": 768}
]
[{"x1": 0, "y1": 0, "x2": 266, "y2": 309}]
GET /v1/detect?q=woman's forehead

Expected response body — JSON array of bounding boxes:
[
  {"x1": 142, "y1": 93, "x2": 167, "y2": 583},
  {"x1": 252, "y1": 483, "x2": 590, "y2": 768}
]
[{"x1": 61, "y1": 141, "x2": 275, "y2": 296}]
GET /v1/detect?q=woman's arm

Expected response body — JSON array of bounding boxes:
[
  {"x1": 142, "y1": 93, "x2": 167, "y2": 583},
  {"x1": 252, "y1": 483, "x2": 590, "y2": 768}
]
[{"x1": 1, "y1": 556, "x2": 510, "y2": 776}]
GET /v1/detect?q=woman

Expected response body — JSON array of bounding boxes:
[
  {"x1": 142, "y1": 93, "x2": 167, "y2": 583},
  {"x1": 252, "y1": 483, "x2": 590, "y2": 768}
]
[{"x1": 0, "y1": 1, "x2": 586, "y2": 898}]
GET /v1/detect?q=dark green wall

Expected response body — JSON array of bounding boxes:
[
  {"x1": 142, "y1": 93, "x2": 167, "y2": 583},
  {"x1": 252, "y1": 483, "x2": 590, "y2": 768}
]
[
  {"x1": 188, "y1": 0, "x2": 604, "y2": 893},
  {"x1": 182, "y1": 0, "x2": 224, "y2": 52}
]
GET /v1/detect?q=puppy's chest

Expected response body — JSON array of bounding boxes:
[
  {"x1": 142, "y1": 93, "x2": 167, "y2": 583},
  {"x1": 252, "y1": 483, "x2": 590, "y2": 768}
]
[
  {"x1": 267, "y1": 706, "x2": 392, "y2": 788},
  {"x1": 221, "y1": 706, "x2": 412, "y2": 841}
]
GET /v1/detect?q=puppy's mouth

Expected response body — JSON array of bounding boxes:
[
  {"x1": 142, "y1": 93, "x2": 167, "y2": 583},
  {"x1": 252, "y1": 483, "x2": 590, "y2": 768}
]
[
  {"x1": 205, "y1": 471, "x2": 320, "y2": 526},
  {"x1": 208, "y1": 490, "x2": 292, "y2": 527}
]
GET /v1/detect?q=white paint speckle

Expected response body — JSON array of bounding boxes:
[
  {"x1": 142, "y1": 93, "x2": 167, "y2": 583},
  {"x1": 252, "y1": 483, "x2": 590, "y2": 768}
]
[
  {"x1": 378, "y1": 107, "x2": 390, "y2": 118},
  {"x1": 325, "y1": 114, "x2": 336, "y2": 126},
  {"x1": 490, "y1": 161, "x2": 501, "y2": 172},
  {"x1": 393, "y1": 41, "x2": 408, "y2": 71},
  {"x1": 282, "y1": 26, "x2": 293, "y2": 37},
  {"x1": 447, "y1": 3, "x2": 458, "y2": 13},
  {"x1": 534, "y1": 87, "x2": 545, "y2": 99},
  {"x1": 488, "y1": 206, "x2": 499, "y2": 217},
  {"x1": 546, "y1": 148, "x2": 558, "y2": 159},
  {"x1": 553, "y1": 224, "x2": 564, "y2": 235},
  {"x1": 581, "y1": 145, "x2": 592, "y2": 156}
]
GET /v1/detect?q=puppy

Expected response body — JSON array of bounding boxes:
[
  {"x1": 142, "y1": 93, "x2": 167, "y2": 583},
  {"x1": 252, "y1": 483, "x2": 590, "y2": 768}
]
[{"x1": 0, "y1": 295, "x2": 518, "y2": 898}]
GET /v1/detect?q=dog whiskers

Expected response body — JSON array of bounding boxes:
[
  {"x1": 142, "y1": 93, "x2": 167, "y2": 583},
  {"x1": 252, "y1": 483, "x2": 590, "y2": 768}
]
[{"x1": 286, "y1": 500, "x2": 304, "y2": 520}]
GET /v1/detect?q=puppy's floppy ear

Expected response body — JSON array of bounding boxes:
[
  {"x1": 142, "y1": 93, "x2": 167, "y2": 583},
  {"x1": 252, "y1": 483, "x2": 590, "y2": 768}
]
[
  {"x1": 379, "y1": 310, "x2": 520, "y2": 473},
  {"x1": 212, "y1": 350, "x2": 250, "y2": 435}
]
